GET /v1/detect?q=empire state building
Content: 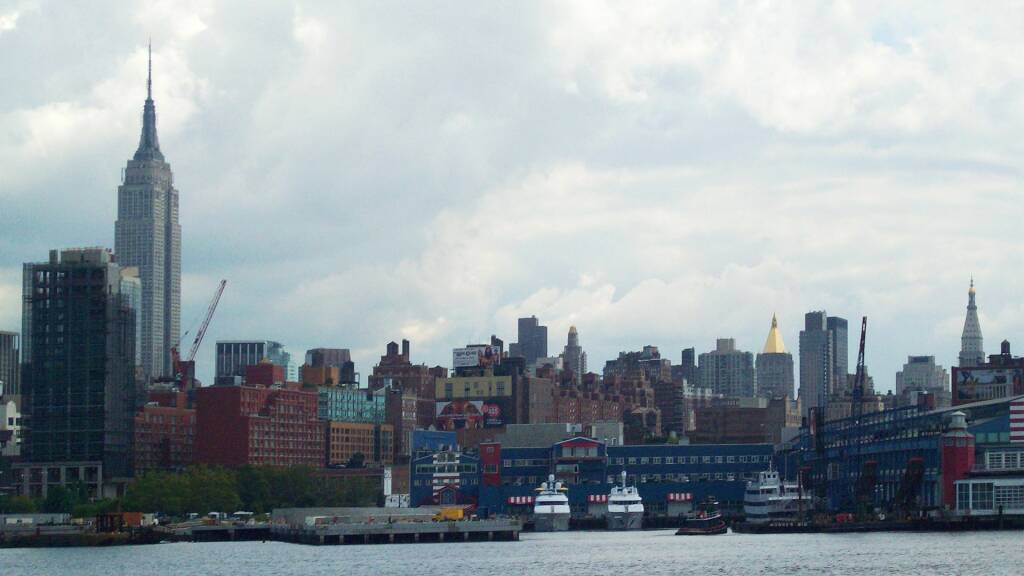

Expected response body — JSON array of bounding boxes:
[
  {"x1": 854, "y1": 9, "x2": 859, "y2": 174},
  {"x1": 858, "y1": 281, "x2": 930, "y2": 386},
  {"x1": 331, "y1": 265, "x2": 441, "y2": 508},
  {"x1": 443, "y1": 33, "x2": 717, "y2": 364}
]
[{"x1": 115, "y1": 45, "x2": 181, "y2": 380}]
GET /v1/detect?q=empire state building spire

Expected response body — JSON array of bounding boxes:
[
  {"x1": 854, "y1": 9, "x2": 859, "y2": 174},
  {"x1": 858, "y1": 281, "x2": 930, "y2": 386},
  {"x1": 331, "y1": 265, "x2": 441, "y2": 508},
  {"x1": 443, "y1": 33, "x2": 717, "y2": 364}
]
[
  {"x1": 959, "y1": 278, "x2": 985, "y2": 367},
  {"x1": 134, "y1": 41, "x2": 163, "y2": 162},
  {"x1": 116, "y1": 40, "x2": 181, "y2": 381}
]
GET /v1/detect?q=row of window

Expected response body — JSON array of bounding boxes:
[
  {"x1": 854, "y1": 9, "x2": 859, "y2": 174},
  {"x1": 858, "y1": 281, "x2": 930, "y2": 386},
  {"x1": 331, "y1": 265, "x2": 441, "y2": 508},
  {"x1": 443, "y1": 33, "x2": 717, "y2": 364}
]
[
  {"x1": 985, "y1": 450, "x2": 1024, "y2": 471},
  {"x1": 505, "y1": 471, "x2": 757, "y2": 487},
  {"x1": 499, "y1": 454, "x2": 772, "y2": 468},
  {"x1": 412, "y1": 477, "x2": 480, "y2": 487},
  {"x1": 415, "y1": 464, "x2": 479, "y2": 474}
]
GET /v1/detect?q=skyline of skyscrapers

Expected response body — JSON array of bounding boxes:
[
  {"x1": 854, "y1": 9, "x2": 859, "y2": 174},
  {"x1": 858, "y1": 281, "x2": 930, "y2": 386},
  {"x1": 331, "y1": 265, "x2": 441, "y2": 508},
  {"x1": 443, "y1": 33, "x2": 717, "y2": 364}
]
[{"x1": 114, "y1": 45, "x2": 181, "y2": 381}]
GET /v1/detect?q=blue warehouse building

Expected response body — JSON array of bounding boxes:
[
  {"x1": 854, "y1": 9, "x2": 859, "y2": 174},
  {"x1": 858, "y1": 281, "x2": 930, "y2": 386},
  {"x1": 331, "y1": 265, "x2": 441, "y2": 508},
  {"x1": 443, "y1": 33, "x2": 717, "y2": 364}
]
[
  {"x1": 411, "y1": 435, "x2": 774, "y2": 518},
  {"x1": 782, "y1": 395, "x2": 1023, "y2": 513}
]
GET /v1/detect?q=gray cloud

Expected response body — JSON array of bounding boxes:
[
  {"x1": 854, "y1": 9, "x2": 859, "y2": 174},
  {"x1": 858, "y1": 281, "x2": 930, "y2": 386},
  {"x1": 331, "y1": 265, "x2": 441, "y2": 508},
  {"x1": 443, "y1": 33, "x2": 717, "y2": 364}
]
[{"x1": 2, "y1": 1, "x2": 1023, "y2": 389}]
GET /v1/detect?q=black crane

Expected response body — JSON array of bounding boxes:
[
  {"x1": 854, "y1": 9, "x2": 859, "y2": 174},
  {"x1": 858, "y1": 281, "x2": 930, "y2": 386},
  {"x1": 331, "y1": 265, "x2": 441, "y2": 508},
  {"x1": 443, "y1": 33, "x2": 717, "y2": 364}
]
[{"x1": 851, "y1": 316, "x2": 867, "y2": 424}]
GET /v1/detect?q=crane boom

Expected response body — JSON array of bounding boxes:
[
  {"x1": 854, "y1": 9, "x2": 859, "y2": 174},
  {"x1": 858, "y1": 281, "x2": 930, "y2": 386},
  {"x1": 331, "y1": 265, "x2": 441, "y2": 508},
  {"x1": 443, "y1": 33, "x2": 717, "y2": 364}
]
[
  {"x1": 852, "y1": 316, "x2": 867, "y2": 423},
  {"x1": 187, "y1": 280, "x2": 227, "y2": 362}
]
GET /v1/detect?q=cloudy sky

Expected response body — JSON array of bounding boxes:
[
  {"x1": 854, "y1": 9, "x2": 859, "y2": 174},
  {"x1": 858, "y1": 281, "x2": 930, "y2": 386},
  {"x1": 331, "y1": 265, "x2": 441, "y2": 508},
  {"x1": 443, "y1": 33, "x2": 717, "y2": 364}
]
[{"x1": 2, "y1": 1, "x2": 1023, "y2": 391}]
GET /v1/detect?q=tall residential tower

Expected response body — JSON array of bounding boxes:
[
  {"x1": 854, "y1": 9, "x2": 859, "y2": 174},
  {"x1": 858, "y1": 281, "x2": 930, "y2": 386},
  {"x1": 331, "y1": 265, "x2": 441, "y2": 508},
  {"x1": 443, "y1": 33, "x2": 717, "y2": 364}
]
[{"x1": 115, "y1": 45, "x2": 181, "y2": 380}]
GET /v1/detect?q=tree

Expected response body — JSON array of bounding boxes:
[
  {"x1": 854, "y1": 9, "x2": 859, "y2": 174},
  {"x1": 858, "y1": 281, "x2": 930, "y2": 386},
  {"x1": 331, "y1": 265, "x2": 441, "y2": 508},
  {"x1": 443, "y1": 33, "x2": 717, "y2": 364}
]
[
  {"x1": 42, "y1": 485, "x2": 77, "y2": 514},
  {"x1": 347, "y1": 452, "x2": 366, "y2": 469},
  {"x1": 0, "y1": 495, "x2": 37, "y2": 513},
  {"x1": 237, "y1": 466, "x2": 272, "y2": 513},
  {"x1": 184, "y1": 466, "x2": 241, "y2": 514}
]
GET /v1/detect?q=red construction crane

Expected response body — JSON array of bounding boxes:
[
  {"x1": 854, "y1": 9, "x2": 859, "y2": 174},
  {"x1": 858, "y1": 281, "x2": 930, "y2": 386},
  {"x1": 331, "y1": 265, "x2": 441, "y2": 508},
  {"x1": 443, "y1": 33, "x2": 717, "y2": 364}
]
[
  {"x1": 187, "y1": 279, "x2": 227, "y2": 363},
  {"x1": 170, "y1": 279, "x2": 227, "y2": 387}
]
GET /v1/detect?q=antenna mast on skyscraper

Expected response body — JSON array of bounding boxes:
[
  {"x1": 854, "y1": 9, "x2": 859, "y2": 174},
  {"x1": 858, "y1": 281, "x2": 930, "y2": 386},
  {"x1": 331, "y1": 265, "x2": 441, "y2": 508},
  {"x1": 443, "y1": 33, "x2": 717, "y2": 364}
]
[{"x1": 147, "y1": 38, "x2": 152, "y2": 100}]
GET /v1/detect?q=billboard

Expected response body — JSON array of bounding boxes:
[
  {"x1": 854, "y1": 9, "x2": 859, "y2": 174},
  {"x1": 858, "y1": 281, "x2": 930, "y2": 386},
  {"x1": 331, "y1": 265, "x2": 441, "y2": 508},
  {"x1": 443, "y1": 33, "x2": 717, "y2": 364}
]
[
  {"x1": 955, "y1": 367, "x2": 1024, "y2": 402},
  {"x1": 453, "y1": 345, "x2": 502, "y2": 369},
  {"x1": 481, "y1": 399, "x2": 506, "y2": 427},
  {"x1": 436, "y1": 400, "x2": 485, "y2": 430},
  {"x1": 435, "y1": 399, "x2": 507, "y2": 429}
]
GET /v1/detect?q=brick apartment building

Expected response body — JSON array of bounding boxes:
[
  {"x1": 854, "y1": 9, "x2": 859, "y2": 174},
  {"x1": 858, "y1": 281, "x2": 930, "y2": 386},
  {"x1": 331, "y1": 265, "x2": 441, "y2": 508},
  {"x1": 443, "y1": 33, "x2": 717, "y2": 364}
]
[
  {"x1": 368, "y1": 340, "x2": 446, "y2": 428},
  {"x1": 133, "y1": 388, "x2": 195, "y2": 474},
  {"x1": 195, "y1": 385, "x2": 324, "y2": 467}
]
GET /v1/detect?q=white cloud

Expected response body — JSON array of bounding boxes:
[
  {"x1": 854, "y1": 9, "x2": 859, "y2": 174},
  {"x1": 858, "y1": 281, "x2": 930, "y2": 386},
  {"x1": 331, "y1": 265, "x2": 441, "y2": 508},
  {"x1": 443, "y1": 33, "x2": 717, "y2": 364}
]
[
  {"x1": 0, "y1": 10, "x2": 19, "y2": 34},
  {"x1": 3, "y1": 1, "x2": 1024, "y2": 392}
]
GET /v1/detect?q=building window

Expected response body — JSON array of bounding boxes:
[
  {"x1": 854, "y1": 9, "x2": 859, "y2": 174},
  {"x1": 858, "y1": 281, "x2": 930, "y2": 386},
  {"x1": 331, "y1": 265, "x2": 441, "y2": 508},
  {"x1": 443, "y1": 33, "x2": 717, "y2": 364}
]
[
  {"x1": 665, "y1": 457, "x2": 674, "y2": 465},
  {"x1": 971, "y1": 482, "x2": 994, "y2": 510},
  {"x1": 652, "y1": 457, "x2": 662, "y2": 465},
  {"x1": 995, "y1": 485, "x2": 1024, "y2": 509}
]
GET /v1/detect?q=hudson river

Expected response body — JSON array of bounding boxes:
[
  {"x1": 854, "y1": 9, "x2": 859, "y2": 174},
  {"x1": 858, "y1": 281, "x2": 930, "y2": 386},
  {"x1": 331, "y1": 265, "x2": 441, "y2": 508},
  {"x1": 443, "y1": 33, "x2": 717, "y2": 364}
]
[{"x1": 3, "y1": 530, "x2": 1023, "y2": 575}]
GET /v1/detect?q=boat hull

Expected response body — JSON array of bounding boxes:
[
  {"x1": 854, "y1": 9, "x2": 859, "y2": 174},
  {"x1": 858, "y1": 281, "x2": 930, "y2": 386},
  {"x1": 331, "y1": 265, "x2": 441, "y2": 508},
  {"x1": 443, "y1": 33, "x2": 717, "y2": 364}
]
[
  {"x1": 606, "y1": 511, "x2": 643, "y2": 530},
  {"x1": 675, "y1": 524, "x2": 728, "y2": 536},
  {"x1": 675, "y1": 520, "x2": 728, "y2": 536},
  {"x1": 533, "y1": 513, "x2": 570, "y2": 532}
]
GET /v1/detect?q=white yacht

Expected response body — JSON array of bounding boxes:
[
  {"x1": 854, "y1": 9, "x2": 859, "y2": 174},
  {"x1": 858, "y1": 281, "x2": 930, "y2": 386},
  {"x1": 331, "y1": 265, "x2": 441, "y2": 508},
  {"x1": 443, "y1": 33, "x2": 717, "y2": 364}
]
[
  {"x1": 743, "y1": 468, "x2": 811, "y2": 524},
  {"x1": 533, "y1": 474, "x2": 570, "y2": 532},
  {"x1": 606, "y1": 470, "x2": 643, "y2": 530}
]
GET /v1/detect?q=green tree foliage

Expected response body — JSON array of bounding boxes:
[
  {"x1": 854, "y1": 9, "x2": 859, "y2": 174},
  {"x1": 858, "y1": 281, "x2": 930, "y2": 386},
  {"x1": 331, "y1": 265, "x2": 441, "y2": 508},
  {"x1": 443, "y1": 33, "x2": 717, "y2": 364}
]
[
  {"x1": 119, "y1": 466, "x2": 381, "y2": 518},
  {"x1": 236, "y1": 466, "x2": 272, "y2": 514},
  {"x1": 184, "y1": 466, "x2": 241, "y2": 514},
  {"x1": 41, "y1": 485, "x2": 76, "y2": 514},
  {"x1": 72, "y1": 498, "x2": 119, "y2": 519},
  {"x1": 0, "y1": 494, "x2": 38, "y2": 513}
]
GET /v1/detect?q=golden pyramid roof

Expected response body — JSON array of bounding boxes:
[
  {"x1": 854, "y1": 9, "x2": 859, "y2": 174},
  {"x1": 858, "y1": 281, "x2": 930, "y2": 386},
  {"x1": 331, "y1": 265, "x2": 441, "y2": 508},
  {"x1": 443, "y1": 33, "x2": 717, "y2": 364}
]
[{"x1": 762, "y1": 314, "x2": 787, "y2": 354}]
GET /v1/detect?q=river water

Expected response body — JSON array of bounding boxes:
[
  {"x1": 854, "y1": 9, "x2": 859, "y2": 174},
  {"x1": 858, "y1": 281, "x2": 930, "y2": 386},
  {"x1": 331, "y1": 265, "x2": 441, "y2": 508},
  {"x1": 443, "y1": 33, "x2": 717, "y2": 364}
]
[{"x1": 2, "y1": 529, "x2": 1022, "y2": 575}]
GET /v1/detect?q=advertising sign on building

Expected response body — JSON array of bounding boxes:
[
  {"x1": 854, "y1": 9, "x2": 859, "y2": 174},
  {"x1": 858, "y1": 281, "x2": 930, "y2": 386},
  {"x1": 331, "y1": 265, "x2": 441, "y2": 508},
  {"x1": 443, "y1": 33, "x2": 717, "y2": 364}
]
[
  {"x1": 452, "y1": 345, "x2": 501, "y2": 369},
  {"x1": 954, "y1": 367, "x2": 1024, "y2": 402},
  {"x1": 436, "y1": 400, "x2": 485, "y2": 430},
  {"x1": 481, "y1": 400, "x2": 505, "y2": 427}
]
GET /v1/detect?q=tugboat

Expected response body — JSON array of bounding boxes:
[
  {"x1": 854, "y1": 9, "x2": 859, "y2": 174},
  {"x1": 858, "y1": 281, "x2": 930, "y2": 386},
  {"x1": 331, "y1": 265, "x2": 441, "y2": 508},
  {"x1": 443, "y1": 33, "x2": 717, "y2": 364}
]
[
  {"x1": 743, "y1": 467, "x2": 811, "y2": 524},
  {"x1": 675, "y1": 497, "x2": 727, "y2": 535},
  {"x1": 533, "y1": 474, "x2": 571, "y2": 532},
  {"x1": 606, "y1": 470, "x2": 643, "y2": 530}
]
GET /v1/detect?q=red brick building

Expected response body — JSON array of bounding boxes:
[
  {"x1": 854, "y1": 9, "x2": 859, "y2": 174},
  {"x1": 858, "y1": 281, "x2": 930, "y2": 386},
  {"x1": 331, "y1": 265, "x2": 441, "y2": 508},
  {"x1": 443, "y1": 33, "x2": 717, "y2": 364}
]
[
  {"x1": 368, "y1": 340, "x2": 446, "y2": 428},
  {"x1": 195, "y1": 385, "x2": 325, "y2": 468},
  {"x1": 133, "y1": 389, "x2": 195, "y2": 474},
  {"x1": 244, "y1": 362, "x2": 286, "y2": 387},
  {"x1": 384, "y1": 387, "x2": 418, "y2": 461}
]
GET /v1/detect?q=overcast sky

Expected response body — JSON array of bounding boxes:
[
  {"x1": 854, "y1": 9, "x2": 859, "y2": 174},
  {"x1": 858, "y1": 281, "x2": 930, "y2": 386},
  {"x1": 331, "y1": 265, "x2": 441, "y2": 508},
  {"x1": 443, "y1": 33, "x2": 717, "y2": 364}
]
[{"x1": 2, "y1": 1, "x2": 1024, "y2": 391}]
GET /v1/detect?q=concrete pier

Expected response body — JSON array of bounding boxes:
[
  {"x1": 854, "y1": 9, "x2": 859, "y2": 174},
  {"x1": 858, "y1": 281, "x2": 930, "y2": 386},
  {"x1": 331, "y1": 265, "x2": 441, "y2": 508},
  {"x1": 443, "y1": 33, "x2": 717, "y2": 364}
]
[{"x1": 270, "y1": 518, "x2": 520, "y2": 546}]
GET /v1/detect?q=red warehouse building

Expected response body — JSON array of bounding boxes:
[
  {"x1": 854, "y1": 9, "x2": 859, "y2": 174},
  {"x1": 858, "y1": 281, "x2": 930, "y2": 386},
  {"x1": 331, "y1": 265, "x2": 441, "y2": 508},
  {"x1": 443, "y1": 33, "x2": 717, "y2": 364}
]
[{"x1": 195, "y1": 385, "x2": 325, "y2": 468}]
